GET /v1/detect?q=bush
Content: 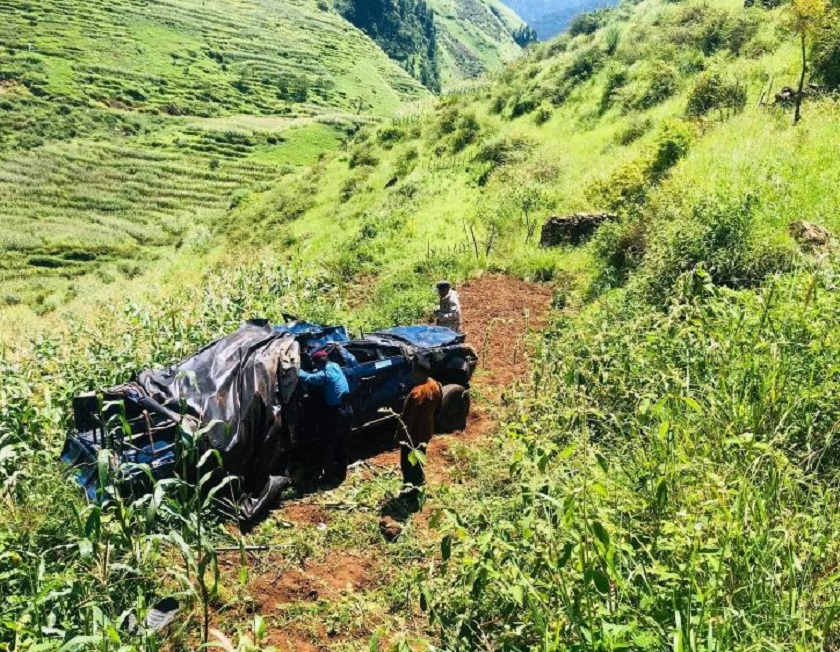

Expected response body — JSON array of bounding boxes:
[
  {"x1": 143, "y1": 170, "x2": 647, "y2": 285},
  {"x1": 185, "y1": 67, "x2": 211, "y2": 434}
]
[
  {"x1": 451, "y1": 112, "x2": 481, "y2": 150},
  {"x1": 812, "y1": 11, "x2": 840, "y2": 90},
  {"x1": 590, "y1": 217, "x2": 647, "y2": 290},
  {"x1": 395, "y1": 147, "x2": 419, "y2": 177},
  {"x1": 599, "y1": 66, "x2": 628, "y2": 113},
  {"x1": 623, "y1": 62, "x2": 680, "y2": 111},
  {"x1": 348, "y1": 144, "x2": 379, "y2": 169},
  {"x1": 614, "y1": 116, "x2": 652, "y2": 145},
  {"x1": 638, "y1": 194, "x2": 795, "y2": 299},
  {"x1": 565, "y1": 47, "x2": 605, "y2": 83},
  {"x1": 509, "y1": 94, "x2": 539, "y2": 119},
  {"x1": 604, "y1": 26, "x2": 622, "y2": 55},
  {"x1": 586, "y1": 159, "x2": 650, "y2": 213},
  {"x1": 569, "y1": 10, "x2": 604, "y2": 36},
  {"x1": 533, "y1": 104, "x2": 553, "y2": 125},
  {"x1": 649, "y1": 119, "x2": 694, "y2": 178},
  {"x1": 685, "y1": 70, "x2": 747, "y2": 117},
  {"x1": 377, "y1": 125, "x2": 404, "y2": 148}
]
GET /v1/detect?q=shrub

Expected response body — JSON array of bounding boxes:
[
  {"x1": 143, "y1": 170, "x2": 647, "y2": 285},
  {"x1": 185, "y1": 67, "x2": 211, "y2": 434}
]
[
  {"x1": 533, "y1": 104, "x2": 553, "y2": 125},
  {"x1": 451, "y1": 112, "x2": 481, "y2": 150},
  {"x1": 377, "y1": 125, "x2": 404, "y2": 148},
  {"x1": 685, "y1": 70, "x2": 747, "y2": 116},
  {"x1": 586, "y1": 159, "x2": 650, "y2": 213},
  {"x1": 812, "y1": 10, "x2": 840, "y2": 89},
  {"x1": 599, "y1": 66, "x2": 628, "y2": 113},
  {"x1": 590, "y1": 217, "x2": 647, "y2": 290},
  {"x1": 638, "y1": 194, "x2": 795, "y2": 298},
  {"x1": 604, "y1": 26, "x2": 622, "y2": 55},
  {"x1": 649, "y1": 119, "x2": 694, "y2": 178},
  {"x1": 614, "y1": 116, "x2": 652, "y2": 145},
  {"x1": 348, "y1": 144, "x2": 379, "y2": 169},
  {"x1": 565, "y1": 47, "x2": 605, "y2": 83},
  {"x1": 509, "y1": 94, "x2": 539, "y2": 118},
  {"x1": 623, "y1": 62, "x2": 680, "y2": 111},
  {"x1": 395, "y1": 147, "x2": 419, "y2": 177},
  {"x1": 569, "y1": 10, "x2": 604, "y2": 36}
]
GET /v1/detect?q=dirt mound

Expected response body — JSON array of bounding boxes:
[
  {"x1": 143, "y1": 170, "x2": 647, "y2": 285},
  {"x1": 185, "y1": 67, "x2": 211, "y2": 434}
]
[
  {"x1": 249, "y1": 551, "x2": 375, "y2": 611},
  {"x1": 460, "y1": 273, "x2": 553, "y2": 392}
]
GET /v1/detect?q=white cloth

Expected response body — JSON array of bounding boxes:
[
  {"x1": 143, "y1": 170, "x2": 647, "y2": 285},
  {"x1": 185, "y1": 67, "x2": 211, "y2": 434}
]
[{"x1": 435, "y1": 290, "x2": 462, "y2": 332}]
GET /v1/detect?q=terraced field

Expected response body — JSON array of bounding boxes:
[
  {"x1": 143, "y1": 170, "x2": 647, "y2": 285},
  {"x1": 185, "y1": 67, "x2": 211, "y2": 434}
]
[
  {"x1": 430, "y1": 0, "x2": 525, "y2": 85},
  {"x1": 0, "y1": 120, "x2": 348, "y2": 310},
  {"x1": 0, "y1": 0, "x2": 428, "y2": 117}
]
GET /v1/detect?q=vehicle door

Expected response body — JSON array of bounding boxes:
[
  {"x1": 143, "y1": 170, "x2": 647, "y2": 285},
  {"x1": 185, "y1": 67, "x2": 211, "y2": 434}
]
[{"x1": 338, "y1": 341, "x2": 385, "y2": 426}]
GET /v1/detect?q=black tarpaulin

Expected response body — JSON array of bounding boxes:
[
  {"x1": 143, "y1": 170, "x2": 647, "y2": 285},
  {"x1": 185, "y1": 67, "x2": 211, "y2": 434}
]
[{"x1": 135, "y1": 320, "x2": 300, "y2": 515}]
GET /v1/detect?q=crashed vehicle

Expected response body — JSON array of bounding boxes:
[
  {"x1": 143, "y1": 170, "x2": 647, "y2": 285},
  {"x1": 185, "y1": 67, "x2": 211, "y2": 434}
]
[{"x1": 61, "y1": 319, "x2": 477, "y2": 520}]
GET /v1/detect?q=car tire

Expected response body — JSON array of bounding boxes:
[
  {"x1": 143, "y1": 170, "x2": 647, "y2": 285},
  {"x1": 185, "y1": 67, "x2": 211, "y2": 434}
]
[{"x1": 437, "y1": 384, "x2": 470, "y2": 434}]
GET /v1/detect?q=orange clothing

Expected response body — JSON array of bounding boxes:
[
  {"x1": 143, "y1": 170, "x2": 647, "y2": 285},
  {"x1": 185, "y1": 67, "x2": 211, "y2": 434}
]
[{"x1": 401, "y1": 378, "x2": 442, "y2": 447}]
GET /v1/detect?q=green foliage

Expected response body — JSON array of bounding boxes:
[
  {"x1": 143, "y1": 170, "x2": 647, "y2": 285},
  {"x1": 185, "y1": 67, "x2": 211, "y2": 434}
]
[
  {"x1": 686, "y1": 70, "x2": 748, "y2": 116},
  {"x1": 649, "y1": 119, "x2": 694, "y2": 178},
  {"x1": 512, "y1": 24, "x2": 539, "y2": 47},
  {"x1": 426, "y1": 270, "x2": 840, "y2": 651},
  {"x1": 622, "y1": 61, "x2": 681, "y2": 111},
  {"x1": 811, "y1": 10, "x2": 840, "y2": 89},
  {"x1": 338, "y1": 0, "x2": 441, "y2": 91},
  {"x1": 638, "y1": 194, "x2": 796, "y2": 298},
  {"x1": 614, "y1": 116, "x2": 652, "y2": 145},
  {"x1": 568, "y1": 10, "x2": 607, "y2": 36}
]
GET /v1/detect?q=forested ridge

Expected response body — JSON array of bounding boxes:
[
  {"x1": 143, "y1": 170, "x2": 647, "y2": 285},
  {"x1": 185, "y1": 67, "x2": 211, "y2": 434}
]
[{"x1": 338, "y1": 0, "x2": 442, "y2": 91}]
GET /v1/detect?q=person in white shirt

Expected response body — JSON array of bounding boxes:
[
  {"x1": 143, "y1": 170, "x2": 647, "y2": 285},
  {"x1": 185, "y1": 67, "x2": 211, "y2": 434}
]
[{"x1": 434, "y1": 281, "x2": 462, "y2": 333}]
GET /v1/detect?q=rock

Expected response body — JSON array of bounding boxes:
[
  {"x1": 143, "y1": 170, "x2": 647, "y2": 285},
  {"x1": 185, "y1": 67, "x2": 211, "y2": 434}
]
[
  {"x1": 379, "y1": 516, "x2": 404, "y2": 542},
  {"x1": 789, "y1": 221, "x2": 834, "y2": 249},
  {"x1": 540, "y1": 213, "x2": 618, "y2": 248},
  {"x1": 775, "y1": 86, "x2": 798, "y2": 105}
]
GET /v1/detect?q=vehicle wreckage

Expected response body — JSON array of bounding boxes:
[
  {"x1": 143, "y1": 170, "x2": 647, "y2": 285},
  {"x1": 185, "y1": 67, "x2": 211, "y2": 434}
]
[{"x1": 61, "y1": 319, "x2": 478, "y2": 521}]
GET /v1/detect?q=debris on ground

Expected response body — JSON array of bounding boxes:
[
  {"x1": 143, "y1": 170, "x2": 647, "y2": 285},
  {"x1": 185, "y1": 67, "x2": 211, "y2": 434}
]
[
  {"x1": 379, "y1": 516, "x2": 404, "y2": 542},
  {"x1": 789, "y1": 220, "x2": 834, "y2": 251},
  {"x1": 540, "y1": 213, "x2": 618, "y2": 247}
]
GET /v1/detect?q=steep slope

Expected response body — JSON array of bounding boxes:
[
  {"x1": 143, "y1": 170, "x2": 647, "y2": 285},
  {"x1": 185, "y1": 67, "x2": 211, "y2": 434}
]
[
  {"x1": 429, "y1": 0, "x2": 527, "y2": 86},
  {"x1": 0, "y1": 0, "x2": 428, "y2": 119},
  {"x1": 0, "y1": 0, "x2": 429, "y2": 309},
  {"x1": 502, "y1": 0, "x2": 619, "y2": 38}
]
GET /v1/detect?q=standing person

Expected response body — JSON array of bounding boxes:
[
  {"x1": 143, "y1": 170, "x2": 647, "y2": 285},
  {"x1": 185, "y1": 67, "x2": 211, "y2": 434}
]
[
  {"x1": 298, "y1": 349, "x2": 352, "y2": 486},
  {"x1": 399, "y1": 356, "x2": 442, "y2": 506},
  {"x1": 434, "y1": 281, "x2": 462, "y2": 333}
]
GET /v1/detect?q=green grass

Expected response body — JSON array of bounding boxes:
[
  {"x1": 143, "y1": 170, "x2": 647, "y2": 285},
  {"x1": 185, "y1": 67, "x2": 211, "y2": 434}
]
[
  {"x1": 430, "y1": 0, "x2": 526, "y2": 86},
  {"x1": 0, "y1": 0, "x2": 429, "y2": 119}
]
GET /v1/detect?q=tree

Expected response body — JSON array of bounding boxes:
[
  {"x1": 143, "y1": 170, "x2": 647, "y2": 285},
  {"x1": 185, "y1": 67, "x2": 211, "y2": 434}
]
[{"x1": 788, "y1": 0, "x2": 829, "y2": 123}]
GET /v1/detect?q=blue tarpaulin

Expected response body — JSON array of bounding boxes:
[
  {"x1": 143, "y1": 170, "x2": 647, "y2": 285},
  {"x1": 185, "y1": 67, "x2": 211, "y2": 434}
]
[{"x1": 373, "y1": 325, "x2": 463, "y2": 349}]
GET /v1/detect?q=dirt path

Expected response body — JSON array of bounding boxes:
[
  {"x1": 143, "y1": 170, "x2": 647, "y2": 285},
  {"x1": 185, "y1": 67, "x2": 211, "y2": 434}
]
[{"x1": 218, "y1": 274, "x2": 553, "y2": 650}]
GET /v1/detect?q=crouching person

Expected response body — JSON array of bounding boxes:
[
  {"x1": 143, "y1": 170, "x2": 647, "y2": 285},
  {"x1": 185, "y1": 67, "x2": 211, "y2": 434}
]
[
  {"x1": 399, "y1": 356, "x2": 442, "y2": 507},
  {"x1": 298, "y1": 349, "x2": 352, "y2": 487}
]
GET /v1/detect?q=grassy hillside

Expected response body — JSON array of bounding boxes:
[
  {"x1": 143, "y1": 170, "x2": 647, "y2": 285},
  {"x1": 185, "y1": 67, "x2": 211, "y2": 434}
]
[
  {"x1": 430, "y1": 0, "x2": 527, "y2": 86},
  {"x1": 0, "y1": 0, "x2": 428, "y2": 120},
  {"x1": 0, "y1": 0, "x2": 432, "y2": 311},
  {"x1": 4, "y1": 0, "x2": 840, "y2": 648}
]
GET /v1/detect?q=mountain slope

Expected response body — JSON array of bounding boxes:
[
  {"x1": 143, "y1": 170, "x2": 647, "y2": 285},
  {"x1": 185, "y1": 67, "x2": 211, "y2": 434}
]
[
  {"x1": 0, "y1": 0, "x2": 431, "y2": 309},
  {"x1": 502, "y1": 0, "x2": 619, "y2": 38},
  {"x1": 6, "y1": 0, "x2": 840, "y2": 648},
  {"x1": 0, "y1": 0, "x2": 429, "y2": 119},
  {"x1": 429, "y1": 0, "x2": 527, "y2": 86}
]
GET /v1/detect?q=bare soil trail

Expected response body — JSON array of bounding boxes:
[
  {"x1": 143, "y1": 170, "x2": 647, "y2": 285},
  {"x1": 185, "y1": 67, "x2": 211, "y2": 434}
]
[{"x1": 217, "y1": 274, "x2": 554, "y2": 650}]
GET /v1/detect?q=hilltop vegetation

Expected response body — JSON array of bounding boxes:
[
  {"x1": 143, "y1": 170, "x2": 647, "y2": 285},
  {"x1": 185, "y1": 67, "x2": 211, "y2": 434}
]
[
  {"x1": 430, "y1": 0, "x2": 527, "y2": 85},
  {"x1": 4, "y1": 0, "x2": 840, "y2": 649},
  {"x1": 503, "y1": 0, "x2": 621, "y2": 38}
]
